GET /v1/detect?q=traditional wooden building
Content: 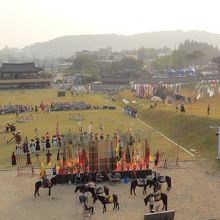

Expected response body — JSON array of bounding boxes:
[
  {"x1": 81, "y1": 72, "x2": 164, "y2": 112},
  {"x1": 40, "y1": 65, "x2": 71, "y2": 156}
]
[
  {"x1": 91, "y1": 75, "x2": 131, "y2": 92},
  {"x1": 0, "y1": 62, "x2": 50, "y2": 89}
]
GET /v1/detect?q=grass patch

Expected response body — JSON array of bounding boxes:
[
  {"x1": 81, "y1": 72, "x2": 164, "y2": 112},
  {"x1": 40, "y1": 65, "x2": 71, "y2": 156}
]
[{"x1": 0, "y1": 89, "x2": 191, "y2": 167}]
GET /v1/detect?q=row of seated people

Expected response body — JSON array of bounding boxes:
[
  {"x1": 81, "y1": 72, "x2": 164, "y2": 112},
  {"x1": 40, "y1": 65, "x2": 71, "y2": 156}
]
[{"x1": 74, "y1": 169, "x2": 121, "y2": 185}]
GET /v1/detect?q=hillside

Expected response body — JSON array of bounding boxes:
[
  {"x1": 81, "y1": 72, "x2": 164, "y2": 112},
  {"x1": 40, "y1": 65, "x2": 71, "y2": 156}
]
[
  {"x1": 22, "y1": 30, "x2": 220, "y2": 58},
  {"x1": 117, "y1": 91, "x2": 220, "y2": 168}
]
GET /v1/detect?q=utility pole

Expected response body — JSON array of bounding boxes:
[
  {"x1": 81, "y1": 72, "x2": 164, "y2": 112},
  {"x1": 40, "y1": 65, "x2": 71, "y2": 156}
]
[
  {"x1": 209, "y1": 126, "x2": 220, "y2": 159},
  {"x1": 217, "y1": 127, "x2": 220, "y2": 159}
]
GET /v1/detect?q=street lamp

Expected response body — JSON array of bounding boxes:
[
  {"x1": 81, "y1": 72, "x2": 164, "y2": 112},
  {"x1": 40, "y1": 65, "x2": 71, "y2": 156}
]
[{"x1": 209, "y1": 125, "x2": 220, "y2": 159}]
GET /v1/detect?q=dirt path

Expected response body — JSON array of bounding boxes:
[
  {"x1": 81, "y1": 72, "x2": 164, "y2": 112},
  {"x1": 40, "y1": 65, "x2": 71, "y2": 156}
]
[{"x1": 0, "y1": 161, "x2": 219, "y2": 220}]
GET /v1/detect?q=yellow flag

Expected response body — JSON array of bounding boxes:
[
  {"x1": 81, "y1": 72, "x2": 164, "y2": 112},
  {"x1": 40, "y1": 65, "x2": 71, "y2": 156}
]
[
  {"x1": 39, "y1": 160, "x2": 45, "y2": 178},
  {"x1": 116, "y1": 140, "x2": 120, "y2": 161}
]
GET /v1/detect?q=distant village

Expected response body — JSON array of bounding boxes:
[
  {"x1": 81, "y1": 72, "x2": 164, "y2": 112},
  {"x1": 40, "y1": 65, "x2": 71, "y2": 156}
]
[{"x1": 0, "y1": 40, "x2": 220, "y2": 95}]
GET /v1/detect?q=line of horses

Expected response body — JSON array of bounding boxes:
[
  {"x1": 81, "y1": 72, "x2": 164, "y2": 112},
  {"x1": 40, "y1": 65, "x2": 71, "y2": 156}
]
[{"x1": 34, "y1": 171, "x2": 172, "y2": 214}]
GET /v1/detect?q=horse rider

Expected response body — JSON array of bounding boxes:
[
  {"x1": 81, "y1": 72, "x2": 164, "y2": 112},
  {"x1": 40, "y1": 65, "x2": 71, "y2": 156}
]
[
  {"x1": 152, "y1": 169, "x2": 160, "y2": 181},
  {"x1": 40, "y1": 170, "x2": 51, "y2": 187}
]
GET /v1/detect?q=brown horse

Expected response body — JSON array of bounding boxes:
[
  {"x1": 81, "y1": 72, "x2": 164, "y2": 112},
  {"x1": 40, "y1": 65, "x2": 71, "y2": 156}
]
[
  {"x1": 130, "y1": 179, "x2": 153, "y2": 195},
  {"x1": 95, "y1": 194, "x2": 119, "y2": 213},
  {"x1": 34, "y1": 176, "x2": 56, "y2": 197},
  {"x1": 144, "y1": 192, "x2": 168, "y2": 211},
  {"x1": 75, "y1": 183, "x2": 109, "y2": 203}
]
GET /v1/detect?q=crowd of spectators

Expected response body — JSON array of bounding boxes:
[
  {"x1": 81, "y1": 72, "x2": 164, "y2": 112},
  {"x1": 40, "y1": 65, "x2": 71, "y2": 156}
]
[
  {"x1": 0, "y1": 102, "x2": 117, "y2": 115},
  {"x1": 50, "y1": 101, "x2": 91, "y2": 111},
  {"x1": 0, "y1": 104, "x2": 35, "y2": 115},
  {"x1": 124, "y1": 106, "x2": 137, "y2": 118}
]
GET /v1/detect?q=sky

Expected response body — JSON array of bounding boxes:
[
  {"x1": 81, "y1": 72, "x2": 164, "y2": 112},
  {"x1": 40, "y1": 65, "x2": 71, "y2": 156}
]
[{"x1": 0, "y1": 0, "x2": 220, "y2": 49}]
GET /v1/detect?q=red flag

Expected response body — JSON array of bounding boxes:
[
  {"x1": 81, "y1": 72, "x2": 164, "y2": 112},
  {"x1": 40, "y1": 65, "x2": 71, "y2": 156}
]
[{"x1": 154, "y1": 150, "x2": 160, "y2": 167}]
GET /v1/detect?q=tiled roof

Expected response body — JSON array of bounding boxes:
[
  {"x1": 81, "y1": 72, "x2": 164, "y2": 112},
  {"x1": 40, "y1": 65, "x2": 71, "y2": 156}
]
[{"x1": 0, "y1": 62, "x2": 43, "y2": 73}]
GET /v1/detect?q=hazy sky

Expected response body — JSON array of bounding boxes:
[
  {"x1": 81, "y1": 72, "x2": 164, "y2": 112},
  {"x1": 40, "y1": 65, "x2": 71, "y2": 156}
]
[{"x1": 0, "y1": 0, "x2": 220, "y2": 49}]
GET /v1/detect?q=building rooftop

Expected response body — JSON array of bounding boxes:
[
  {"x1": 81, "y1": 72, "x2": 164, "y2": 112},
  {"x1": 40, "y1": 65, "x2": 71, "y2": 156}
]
[{"x1": 0, "y1": 62, "x2": 43, "y2": 73}]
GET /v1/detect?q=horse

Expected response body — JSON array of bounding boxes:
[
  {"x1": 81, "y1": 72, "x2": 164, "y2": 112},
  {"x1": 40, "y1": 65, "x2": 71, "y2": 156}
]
[
  {"x1": 34, "y1": 176, "x2": 57, "y2": 197},
  {"x1": 153, "y1": 175, "x2": 172, "y2": 191},
  {"x1": 95, "y1": 194, "x2": 119, "y2": 213},
  {"x1": 130, "y1": 178, "x2": 153, "y2": 195},
  {"x1": 75, "y1": 183, "x2": 109, "y2": 203},
  {"x1": 144, "y1": 192, "x2": 168, "y2": 211}
]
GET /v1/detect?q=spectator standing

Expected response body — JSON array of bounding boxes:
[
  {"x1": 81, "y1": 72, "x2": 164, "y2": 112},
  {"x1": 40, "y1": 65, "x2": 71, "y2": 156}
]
[{"x1": 207, "y1": 104, "x2": 210, "y2": 115}]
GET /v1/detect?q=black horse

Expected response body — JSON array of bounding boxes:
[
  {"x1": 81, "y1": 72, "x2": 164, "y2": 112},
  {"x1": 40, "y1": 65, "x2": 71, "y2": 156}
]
[
  {"x1": 144, "y1": 192, "x2": 168, "y2": 211},
  {"x1": 153, "y1": 175, "x2": 172, "y2": 191},
  {"x1": 95, "y1": 194, "x2": 119, "y2": 213},
  {"x1": 75, "y1": 183, "x2": 110, "y2": 203},
  {"x1": 34, "y1": 176, "x2": 57, "y2": 197},
  {"x1": 130, "y1": 179, "x2": 153, "y2": 195}
]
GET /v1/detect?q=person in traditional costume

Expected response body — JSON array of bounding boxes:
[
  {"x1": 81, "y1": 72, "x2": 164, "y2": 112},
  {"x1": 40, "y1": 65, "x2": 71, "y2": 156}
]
[
  {"x1": 15, "y1": 143, "x2": 21, "y2": 155},
  {"x1": 40, "y1": 169, "x2": 51, "y2": 187},
  {"x1": 23, "y1": 137, "x2": 28, "y2": 153},
  {"x1": 35, "y1": 137, "x2": 40, "y2": 151},
  {"x1": 11, "y1": 151, "x2": 16, "y2": 165},
  {"x1": 26, "y1": 150, "x2": 31, "y2": 165},
  {"x1": 41, "y1": 137, "x2": 46, "y2": 150},
  {"x1": 52, "y1": 135, "x2": 57, "y2": 149},
  {"x1": 46, "y1": 134, "x2": 51, "y2": 149},
  {"x1": 30, "y1": 138, "x2": 35, "y2": 153}
]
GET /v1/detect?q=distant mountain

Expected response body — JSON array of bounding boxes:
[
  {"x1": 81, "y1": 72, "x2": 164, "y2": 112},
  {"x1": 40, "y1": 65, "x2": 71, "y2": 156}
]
[{"x1": 16, "y1": 31, "x2": 220, "y2": 58}]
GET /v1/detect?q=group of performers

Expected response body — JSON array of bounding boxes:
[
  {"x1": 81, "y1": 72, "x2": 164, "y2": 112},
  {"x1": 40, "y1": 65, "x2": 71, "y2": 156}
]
[{"x1": 14, "y1": 134, "x2": 66, "y2": 156}]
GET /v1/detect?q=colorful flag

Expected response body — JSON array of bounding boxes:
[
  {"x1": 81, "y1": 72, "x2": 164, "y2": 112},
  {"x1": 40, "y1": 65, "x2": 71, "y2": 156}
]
[
  {"x1": 116, "y1": 139, "x2": 120, "y2": 161},
  {"x1": 145, "y1": 138, "x2": 150, "y2": 168},
  {"x1": 154, "y1": 150, "x2": 160, "y2": 167},
  {"x1": 39, "y1": 160, "x2": 45, "y2": 178},
  {"x1": 57, "y1": 149, "x2": 60, "y2": 161},
  {"x1": 125, "y1": 145, "x2": 131, "y2": 164}
]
